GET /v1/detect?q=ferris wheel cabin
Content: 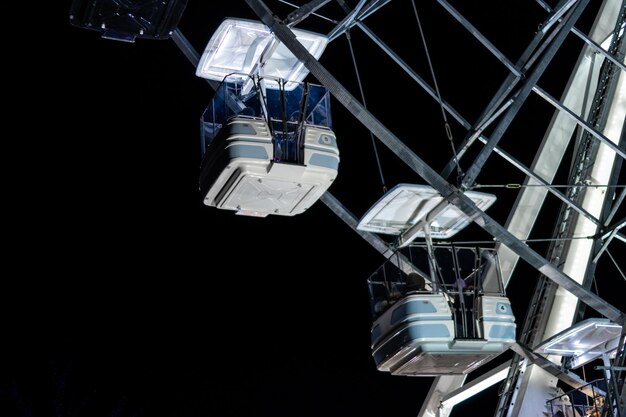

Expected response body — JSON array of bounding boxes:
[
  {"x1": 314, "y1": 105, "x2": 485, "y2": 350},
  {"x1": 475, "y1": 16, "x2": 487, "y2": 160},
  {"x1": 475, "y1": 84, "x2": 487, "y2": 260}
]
[
  {"x1": 198, "y1": 74, "x2": 338, "y2": 217},
  {"x1": 359, "y1": 184, "x2": 516, "y2": 376},
  {"x1": 368, "y1": 245, "x2": 516, "y2": 376},
  {"x1": 194, "y1": 18, "x2": 336, "y2": 217}
]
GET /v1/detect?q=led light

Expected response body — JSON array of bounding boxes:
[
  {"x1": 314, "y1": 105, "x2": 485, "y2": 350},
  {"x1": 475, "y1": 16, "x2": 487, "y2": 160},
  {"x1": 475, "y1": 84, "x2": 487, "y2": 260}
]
[
  {"x1": 195, "y1": 18, "x2": 328, "y2": 90},
  {"x1": 356, "y1": 184, "x2": 497, "y2": 239},
  {"x1": 534, "y1": 318, "x2": 623, "y2": 368}
]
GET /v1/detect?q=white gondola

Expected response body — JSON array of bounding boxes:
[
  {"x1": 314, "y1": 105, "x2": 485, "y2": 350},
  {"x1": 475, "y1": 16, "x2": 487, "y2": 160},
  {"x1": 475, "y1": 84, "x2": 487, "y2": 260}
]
[
  {"x1": 361, "y1": 184, "x2": 515, "y2": 375},
  {"x1": 368, "y1": 245, "x2": 516, "y2": 376},
  {"x1": 199, "y1": 73, "x2": 339, "y2": 217},
  {"x1": 195, "y1": 18, "x2": 336, "y2": 217}
]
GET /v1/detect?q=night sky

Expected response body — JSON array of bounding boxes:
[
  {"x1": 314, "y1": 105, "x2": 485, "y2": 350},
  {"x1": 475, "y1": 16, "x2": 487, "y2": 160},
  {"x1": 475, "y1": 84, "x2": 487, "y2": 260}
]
[{"x1": 3, "y1": 1, "x2": 622, "y2": 416}]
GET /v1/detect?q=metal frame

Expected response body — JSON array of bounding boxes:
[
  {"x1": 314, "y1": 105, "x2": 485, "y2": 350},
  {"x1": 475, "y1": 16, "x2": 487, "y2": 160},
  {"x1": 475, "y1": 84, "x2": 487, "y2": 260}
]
[{"x1": 172, "y1": 0, "x2": 626, "y2": 415}]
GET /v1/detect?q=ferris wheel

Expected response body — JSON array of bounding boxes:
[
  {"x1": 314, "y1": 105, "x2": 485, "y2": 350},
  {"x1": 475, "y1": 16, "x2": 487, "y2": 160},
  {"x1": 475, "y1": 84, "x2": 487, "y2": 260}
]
[{"x1": 68, "y1": 0, "x2": 625, "y2": 416}]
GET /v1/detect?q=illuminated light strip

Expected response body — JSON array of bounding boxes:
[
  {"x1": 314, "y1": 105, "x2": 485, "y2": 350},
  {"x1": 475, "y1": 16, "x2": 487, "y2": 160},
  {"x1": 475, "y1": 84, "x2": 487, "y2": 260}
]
[
  {"x1": 195, "y1": 18, "x2": 328, "y2": 90},
  {"x1": 440, "y1": 363, "x2": 510, "y2": 408}
]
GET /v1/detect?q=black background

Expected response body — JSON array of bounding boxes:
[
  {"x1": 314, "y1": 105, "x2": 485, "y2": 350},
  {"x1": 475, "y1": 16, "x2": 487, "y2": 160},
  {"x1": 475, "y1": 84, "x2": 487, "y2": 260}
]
[{"x1": 3, "y1": 1, "x2": 622, "y2": 416}]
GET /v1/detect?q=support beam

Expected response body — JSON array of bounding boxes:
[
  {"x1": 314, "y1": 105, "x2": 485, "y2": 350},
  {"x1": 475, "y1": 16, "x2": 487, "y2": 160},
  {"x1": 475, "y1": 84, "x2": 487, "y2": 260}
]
[
  {"x1": 283, "y1": 0, "x2": 332, "y2": 26},
  {"x1": 440, "y1": 362, "x2": 510, "y2": 409},
  {"x1": 460, "y1": 0, "x2": 591, "y2": 189},
  {"x1": 510, "y1": 343, "x2": 607, "y2": 398},
  {"x1": 417, "y1": 375, "x2": 467, "y2": 417},
  {"x1": 244, "y1": 0, "x2": 625, "y2": 325}
]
